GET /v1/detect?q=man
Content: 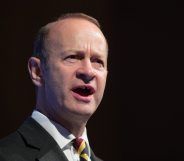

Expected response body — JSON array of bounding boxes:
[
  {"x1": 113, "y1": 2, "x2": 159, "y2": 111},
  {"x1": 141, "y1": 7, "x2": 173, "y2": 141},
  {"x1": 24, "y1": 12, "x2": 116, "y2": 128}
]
[{"x1": 0, "y1": 13, "x2": 108, "y2": 161}]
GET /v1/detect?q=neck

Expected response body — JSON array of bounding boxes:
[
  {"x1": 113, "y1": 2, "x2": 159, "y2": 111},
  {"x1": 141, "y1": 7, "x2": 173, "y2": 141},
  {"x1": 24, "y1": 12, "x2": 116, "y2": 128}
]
[
  {"x1": 36, "y1": 107, "x2": 88, "y2": 137},
  {"x1": 64, "y1": 121, "x2": 86, "y2": 137}
]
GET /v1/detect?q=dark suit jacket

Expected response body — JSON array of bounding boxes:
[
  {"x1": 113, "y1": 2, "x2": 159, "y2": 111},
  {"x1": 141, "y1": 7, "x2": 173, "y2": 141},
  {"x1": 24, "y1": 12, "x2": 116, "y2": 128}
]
[{"x1": 0, "y1": 118, "x2": 103, "y2": 161}]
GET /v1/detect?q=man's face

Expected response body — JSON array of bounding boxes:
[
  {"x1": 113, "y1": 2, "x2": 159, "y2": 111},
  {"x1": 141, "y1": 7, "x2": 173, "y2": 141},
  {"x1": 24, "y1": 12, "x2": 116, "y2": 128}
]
[{"x1": 41, "y1": 18, "x2": 108, "y2": 122}]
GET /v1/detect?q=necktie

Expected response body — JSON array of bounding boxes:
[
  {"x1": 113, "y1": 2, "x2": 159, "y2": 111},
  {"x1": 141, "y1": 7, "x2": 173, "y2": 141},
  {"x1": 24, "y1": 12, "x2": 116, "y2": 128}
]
[{"x1": 73, "y1": 138, "x2": 89, "y2": 161}]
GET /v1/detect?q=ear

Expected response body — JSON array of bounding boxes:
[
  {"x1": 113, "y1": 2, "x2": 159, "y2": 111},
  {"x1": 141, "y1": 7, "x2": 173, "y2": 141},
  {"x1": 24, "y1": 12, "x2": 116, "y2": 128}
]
[{"x1": 28, "y1": 57, "x2": 44, "y2": 87}]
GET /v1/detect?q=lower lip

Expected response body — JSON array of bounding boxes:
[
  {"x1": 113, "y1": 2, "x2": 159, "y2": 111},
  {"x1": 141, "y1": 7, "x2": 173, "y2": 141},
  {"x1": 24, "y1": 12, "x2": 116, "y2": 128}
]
[{"x1": 71, "y1": 91, "x2": 93, "y2": 103}]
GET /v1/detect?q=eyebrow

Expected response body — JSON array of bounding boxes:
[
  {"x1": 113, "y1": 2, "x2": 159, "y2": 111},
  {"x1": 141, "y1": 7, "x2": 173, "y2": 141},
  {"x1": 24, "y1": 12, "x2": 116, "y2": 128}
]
[{"x1": 61, "y1": 49, "x2": 107, "y2": 59}]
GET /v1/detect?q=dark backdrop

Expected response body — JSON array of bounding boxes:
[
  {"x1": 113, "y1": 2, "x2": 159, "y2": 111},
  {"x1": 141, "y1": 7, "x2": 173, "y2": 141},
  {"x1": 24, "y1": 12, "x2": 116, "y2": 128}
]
[{"x1": 0, "y1": 1, "x2": 183, "y2": 161}]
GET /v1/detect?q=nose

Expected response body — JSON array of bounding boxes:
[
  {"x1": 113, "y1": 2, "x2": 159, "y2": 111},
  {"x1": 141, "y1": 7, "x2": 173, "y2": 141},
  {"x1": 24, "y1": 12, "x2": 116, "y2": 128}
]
[{"x1": 76, "y1": 60, "x2": 95, "y2": 83}]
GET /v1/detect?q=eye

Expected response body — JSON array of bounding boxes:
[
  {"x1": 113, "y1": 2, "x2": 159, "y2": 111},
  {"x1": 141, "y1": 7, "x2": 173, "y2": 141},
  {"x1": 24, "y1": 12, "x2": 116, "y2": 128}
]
[
  {"x1": 65, "y1": 55, "x2": 80, "y2": 63},
  {"x1": 96, "y1": 59, "x2": 104, "y2": 66},
  {"x1": 67, "y1": 55, "x2": 77, "y2": 59},
  {"x1": 92, "y1": 58, "x2": 104, "y2": 68}
]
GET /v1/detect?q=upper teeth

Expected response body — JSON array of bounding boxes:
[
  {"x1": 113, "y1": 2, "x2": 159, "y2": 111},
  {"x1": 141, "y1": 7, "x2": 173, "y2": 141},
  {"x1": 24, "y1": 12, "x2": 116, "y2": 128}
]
[
  {"x1": 81, "y1": 86, "x2": 89, "y2": 90},
  {"x1": 81, "y1": 86, "x2": 86, "y2": 90}
]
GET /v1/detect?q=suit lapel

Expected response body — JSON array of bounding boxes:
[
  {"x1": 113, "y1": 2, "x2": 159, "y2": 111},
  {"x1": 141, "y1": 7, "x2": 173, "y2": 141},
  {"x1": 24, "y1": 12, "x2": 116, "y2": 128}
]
[
  {"x1": 18, "y1": 117, "x2": 69, "y2": 161},
  {"x1": 36, "y1": 147, "x2": 68, "y2": 161}
]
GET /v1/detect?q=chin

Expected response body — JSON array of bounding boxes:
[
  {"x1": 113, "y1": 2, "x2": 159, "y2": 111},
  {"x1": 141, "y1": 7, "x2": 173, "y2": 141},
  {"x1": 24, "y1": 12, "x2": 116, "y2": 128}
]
[{"x1": 71, "y1": 105, "x2": 96, "y2": 117}]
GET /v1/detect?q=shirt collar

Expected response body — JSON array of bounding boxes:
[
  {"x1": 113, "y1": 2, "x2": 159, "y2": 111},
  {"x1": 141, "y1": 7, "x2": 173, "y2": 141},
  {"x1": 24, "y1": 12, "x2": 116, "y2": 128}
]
[{"x1": 31, "y1": 110, "x2": 91, "y2": 155}]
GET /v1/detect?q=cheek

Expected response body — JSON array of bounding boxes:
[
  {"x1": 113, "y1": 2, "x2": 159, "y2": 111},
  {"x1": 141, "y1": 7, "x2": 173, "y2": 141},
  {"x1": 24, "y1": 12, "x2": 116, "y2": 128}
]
[
  {"x1": 45, "y1": 70, "x2": 66, "y2": 95},
  {"x1": 97, "y1": 74, "x2": 107, "y2": 93},
  {"x1": 94, "y1": 76, "x2": 107, "y2": 106},
  {"x1": 50, "y1": 67, "x2": 71, "y2": 83}
]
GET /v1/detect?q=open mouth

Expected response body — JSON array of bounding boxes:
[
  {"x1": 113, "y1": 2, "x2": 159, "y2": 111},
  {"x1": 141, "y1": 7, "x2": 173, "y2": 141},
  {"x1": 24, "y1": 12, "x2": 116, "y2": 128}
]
[{"x1": 72, "y1": 85, "x2": 95, "y2": 97}]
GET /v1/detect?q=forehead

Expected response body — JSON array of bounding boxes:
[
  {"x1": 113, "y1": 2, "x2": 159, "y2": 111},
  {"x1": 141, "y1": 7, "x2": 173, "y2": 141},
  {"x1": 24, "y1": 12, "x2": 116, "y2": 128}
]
[
  {"x1": 45, "y1": 18, "x2": 108, "y2": 55},
  {"x1": 48, "y1": 18, "x2": 103, "y2": 37}
]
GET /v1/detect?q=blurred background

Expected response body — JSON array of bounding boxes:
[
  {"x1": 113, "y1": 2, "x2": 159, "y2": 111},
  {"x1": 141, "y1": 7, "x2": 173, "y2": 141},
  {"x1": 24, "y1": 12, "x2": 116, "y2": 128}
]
[{"x1": 0, "y1": 1, "x2": 183, "y2": 161}]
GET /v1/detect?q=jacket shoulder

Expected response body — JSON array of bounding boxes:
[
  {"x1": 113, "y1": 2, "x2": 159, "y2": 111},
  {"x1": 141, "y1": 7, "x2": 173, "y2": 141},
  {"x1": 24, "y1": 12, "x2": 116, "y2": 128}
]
[
  {"x1": 0, "y1": 131, "x2": 27, "y2": 161},
  {"x1": 0, "y1": 118, "x2": 44, "y2": 161}
]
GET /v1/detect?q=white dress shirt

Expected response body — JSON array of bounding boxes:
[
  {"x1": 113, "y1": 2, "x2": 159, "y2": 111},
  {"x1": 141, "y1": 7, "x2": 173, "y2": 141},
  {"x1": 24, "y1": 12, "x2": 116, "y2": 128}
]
[{"x1": 31, "y1": 110, "x2": 91, "y2": 161}]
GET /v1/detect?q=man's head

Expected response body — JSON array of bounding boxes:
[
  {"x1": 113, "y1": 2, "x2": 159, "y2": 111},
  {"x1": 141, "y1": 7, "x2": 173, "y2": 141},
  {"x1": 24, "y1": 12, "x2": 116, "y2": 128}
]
[{"x1": 28, "y1": 13, "x2": 108, "y2": 128}]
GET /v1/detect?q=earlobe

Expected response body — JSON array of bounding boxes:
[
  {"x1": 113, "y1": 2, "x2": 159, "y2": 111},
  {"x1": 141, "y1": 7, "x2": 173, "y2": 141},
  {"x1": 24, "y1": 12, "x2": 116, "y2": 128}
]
[{"x1": 28, "y1": 57, "x2": 44, "y2": 87}]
